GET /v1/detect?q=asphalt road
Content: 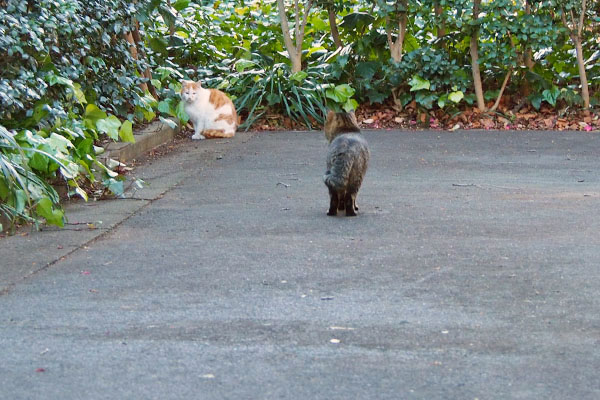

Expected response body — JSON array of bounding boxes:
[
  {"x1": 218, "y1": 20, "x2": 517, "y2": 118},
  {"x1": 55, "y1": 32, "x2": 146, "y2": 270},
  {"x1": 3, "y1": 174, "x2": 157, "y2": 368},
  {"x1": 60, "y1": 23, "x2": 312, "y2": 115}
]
[{"x1": 1, "y1": 129, "x2": 600, "y2": 399}]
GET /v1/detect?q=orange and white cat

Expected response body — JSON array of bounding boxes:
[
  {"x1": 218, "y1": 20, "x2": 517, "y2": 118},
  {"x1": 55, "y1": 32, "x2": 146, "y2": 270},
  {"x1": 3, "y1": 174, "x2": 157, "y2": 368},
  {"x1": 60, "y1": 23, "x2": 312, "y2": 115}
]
[{"x1": 180, "y1": 80, "x2": 237, "y2": 139}]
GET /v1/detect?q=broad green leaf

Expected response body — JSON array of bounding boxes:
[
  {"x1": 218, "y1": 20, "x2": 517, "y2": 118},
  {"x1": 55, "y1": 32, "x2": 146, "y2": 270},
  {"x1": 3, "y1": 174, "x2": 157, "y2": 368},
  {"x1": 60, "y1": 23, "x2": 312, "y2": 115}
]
[
  {"x1": 172, "y1": 0, "x2": 190, "y2": 11},
  {"x1": 290, "y1": 71, "x2": 308, "y2": 82},
  {"x1": 156, "y1": 66, "x2": 182, "y2": 80},
  {"x1": 36, "y1": 197, "x2": 64, "y2": 227},
  {"x1": 104, "y1": 178, "x2": 124, "y2": 196},
  {"x1": 403, "y1": 35, "x2": 420, "y2": 53},
  {"x1": 47, "y1": 75, "x2": 73, "y2": 88},
  {"x1": 266, "y1": 93, "x2": 281, "y2": 106},
  {"x1": 409, "y1": 75, "x2": 430, "y2": 92},
  {"x1": 341, "y1": 12, "x2": 375, "y2": 30},
  {"x1": 542, "y1": 86, "x2": 560, "y2": 106},
  {"x1": 529, "y1": 93, "x2": 543, "y2": 110},
  {"x1": 235, "y1": 59, "x2": 256, "y2": 72},
  {"x1": 343, "y1": 98, "x2": 358, "y2": 112},
  {"x1": 48, "y1": 133, "x2": 74, "y2": 153},
  {"x1": 149, "y1": 37, "x2": 168, "y2": 55},
  {"x1": 0, "y1": 178, "x2": 9, "y2": 200},
  {"x1": 159, "y1": 117, "x2": 178, "y2": 130},
  {"x1": 438, "y1": 95, "x2": 447, "y2": 109},
  {"x1": 158, "y1": 100, "x2": 173, "y2": 115},
  {"x1": 415, "y1": 92, "x2": 436, "y2": 109},
  {"x1": 175, "y1": 100, "x2": 189, "y2": 124},
  {"x1": 14, "y1": 189, "x2": 27, "y2": 214},
  {"x1": 151, "y1": 79, "x2": 162, "y2": 89},
  {"x1": 326, "y1": 84, "x2": 355, "y2": 103},
  {"x1": 174, "y1": 30, "x2": 189, "y2": 39},
  {"x1": 307, "y1": 46, "x2": 326, "y2": 57},
  {"x1": 29, "y1": 151, "x2": 50, "y2": 172},
  {"x1": 84, "y1": 104, "x2": 107, "y2": 122},
  {"x1": 119, "y1": 120, "x2": 135, "y2": 143},
  {"x1": 72, "y1": 83, "x2": 86, "y2": 105},
  {"x1": 59, "y1": 160, "x2": 79, "y2": 179},
  {"x1": 309, "y1": 15, "x2": 328, "y2": 31},
  {"x1": 138, "y1": 93, "x2": 158, "y2": 109},
  {"x1": 448, "y1": 91, "x2": 464, "y2": 103},
  {"x1": 366, "y1": 90, "x2": 387, "y2": 104},
  {"x1": 96, "y1": 116, "x2": 122, "y2": 140},
  {"x1": 355, "y1": 62, "x2": 380, "y2": 81},
  {"x1": 74, "y1": 186, "x2": 88, "y2": 201}
]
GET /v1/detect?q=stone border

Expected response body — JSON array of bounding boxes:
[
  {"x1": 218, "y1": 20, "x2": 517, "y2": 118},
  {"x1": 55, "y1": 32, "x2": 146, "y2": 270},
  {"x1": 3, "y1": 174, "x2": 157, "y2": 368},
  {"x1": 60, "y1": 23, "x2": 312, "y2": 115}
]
[
  {"x1": 101, "y1": 119, "x2": 179, "y2": 163},
  {"x1": 1, "y1": 119, "x2": 179, "y2": 234}
]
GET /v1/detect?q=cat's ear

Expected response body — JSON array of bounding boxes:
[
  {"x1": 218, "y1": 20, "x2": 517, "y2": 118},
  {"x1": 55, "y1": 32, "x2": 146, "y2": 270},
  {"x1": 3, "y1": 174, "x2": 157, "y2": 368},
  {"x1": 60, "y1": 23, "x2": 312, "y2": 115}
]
[{"x1": 326, "y1": 110, "x2": 335, "y2": 120}]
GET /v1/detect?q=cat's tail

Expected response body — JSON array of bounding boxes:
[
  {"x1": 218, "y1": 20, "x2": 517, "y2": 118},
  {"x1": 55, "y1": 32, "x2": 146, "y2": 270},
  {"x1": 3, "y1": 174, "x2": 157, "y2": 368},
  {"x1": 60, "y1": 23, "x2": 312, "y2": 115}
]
[{"x1": 323, "y1": 155, "x2": 351, "y2": 191}]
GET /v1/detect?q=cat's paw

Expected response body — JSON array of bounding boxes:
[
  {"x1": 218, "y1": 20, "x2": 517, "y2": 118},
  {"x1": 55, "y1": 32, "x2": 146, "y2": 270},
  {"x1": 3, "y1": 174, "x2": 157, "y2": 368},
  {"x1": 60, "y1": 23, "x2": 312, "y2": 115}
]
[{"x1": 191, "y1": 134, "x2": 206, "y2": 140}]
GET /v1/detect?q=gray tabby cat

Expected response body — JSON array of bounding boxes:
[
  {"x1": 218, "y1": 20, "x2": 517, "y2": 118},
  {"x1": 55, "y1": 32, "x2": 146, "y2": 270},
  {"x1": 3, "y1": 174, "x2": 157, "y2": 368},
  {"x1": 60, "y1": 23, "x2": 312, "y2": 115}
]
[{"x1": 323, "y1": 111, "x2": 370, "y2": 217}]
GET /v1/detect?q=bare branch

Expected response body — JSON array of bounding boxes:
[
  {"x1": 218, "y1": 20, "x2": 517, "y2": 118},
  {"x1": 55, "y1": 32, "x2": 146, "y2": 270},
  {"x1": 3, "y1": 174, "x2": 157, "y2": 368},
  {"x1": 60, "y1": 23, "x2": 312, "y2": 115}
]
[
  {"x1": 578, "y1": 0, "x2": 586, "y2": 37},
  {"x1": 298, "y1": 0, "x2": 314, "y2": 50},
  {"x1": 294, "y1": 0, "x2": 300, "y2": 50},
  {"x1": 385, "y1": 16, "x2": 393, "y2": 49},
  {"x1": 560, "y1": 9, "x2": 571, "y2": 36},
  {"x1": 490, "y1": 68, "x2": 513, "y2": 111},
  {"x1": 277, "y1": 0, "x2": 296, "y2": 59}
]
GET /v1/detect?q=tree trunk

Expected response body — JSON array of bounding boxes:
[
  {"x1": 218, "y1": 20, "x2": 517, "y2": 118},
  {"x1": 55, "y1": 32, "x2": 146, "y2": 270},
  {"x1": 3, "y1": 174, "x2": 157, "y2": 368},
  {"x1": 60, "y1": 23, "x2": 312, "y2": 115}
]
[
  {"x1": 470, "y1": 0, "x2": 486, "y2": 111},
  {"x1": 276, "y1": 0, "x2": 313, "y2": 72},
  {"x1": 124, "y1": 31, "x2": 150, "y2": 94},
  {"x1": 386, "y1": 12, "x2": 407, "y2": 63},
  {"x1": 131, "y1": 22, "x2": 157, "y2": 99},
  {"x1": 560, "y1": 0, "x2": 590, "y2": 109},
  {"x1": 523, "y1": 0, "x2": 535, "y2": 70},
  {"x1": 574, "y1": 36, "x2": 590, "y2": 108},
  {"x1": 435, "y1": 3, "x2": 446, "y2": 44},
  {"x1": 327, "y1": 5, "x2": 343, "y2": 49}
]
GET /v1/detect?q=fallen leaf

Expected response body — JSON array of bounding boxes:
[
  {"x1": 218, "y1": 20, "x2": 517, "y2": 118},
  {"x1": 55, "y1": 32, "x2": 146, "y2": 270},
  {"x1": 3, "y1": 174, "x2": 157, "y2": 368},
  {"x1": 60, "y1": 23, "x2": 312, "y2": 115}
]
[
  {"x1": 330, "y1": 338, "x2": 341, "y2": 344},
  {"x1": 362, "y1": 118, "x2": 374, "y2": 124}
]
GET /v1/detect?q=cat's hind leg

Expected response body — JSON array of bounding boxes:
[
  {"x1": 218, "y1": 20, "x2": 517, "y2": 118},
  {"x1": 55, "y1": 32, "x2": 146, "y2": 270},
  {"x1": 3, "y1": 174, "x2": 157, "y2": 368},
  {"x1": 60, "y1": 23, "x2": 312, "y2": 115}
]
[
  {"x1": 204, "y1": 129, "x2": 235, "y2": 138},
  {"x1": 208, "y1": 116, "x2": 236, "y2": 138},
  {"x1": 327, "y1": 189, "x2": 339, "y2": 216},
  {"x1": 344, "y1": 192, "x2": 357, "y2": 217},
  {"x1": 337, "y1": 190, "x2": 346, "y2": 211}
]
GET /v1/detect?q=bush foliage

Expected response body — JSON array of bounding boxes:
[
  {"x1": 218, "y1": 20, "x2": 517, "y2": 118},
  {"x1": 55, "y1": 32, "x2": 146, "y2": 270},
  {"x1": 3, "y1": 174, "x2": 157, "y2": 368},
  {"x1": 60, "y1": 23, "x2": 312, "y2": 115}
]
[{"x1": 1, "y1": 0, "x2": 598, "y2": 230}]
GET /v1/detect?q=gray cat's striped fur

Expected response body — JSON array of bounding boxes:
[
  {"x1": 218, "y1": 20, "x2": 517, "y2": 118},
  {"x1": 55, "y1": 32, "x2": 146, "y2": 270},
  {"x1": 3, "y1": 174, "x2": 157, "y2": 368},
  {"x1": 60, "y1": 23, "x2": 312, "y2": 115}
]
[{"x1": 323, "y1": 111, "x2": 370, "y2": 216}]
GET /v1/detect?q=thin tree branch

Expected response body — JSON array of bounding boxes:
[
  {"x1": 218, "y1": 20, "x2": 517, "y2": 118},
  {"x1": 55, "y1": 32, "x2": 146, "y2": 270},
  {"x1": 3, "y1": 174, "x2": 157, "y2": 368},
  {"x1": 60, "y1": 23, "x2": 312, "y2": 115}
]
[
  {"x1": 578, "y1": 0, "x2": 586, "y2": 37},
  {"x1": 294, "y1": 0, "x2": 301, "y2": 50},
  {"x1": 299, "y1": 0, "x2": 314, "y2": 50},
  {"x1": 490, "y1": 67, "x2": 513, "y2": 111},
  {"x1": 327, "y1": 4, "x2": 343, "y2": 48},
  {"x1": 385, "y1": 16, "x2": 393, "y2": 49},
  {"x1": 277, "y1": 0, "x2": 296, "y2": 59}
]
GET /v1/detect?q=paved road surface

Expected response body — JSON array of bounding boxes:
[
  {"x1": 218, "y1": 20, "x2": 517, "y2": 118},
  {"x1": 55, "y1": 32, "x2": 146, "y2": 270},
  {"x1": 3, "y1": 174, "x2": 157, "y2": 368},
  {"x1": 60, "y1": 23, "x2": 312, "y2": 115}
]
[{"x1": 1, "y1": 129, "x2": 599, "y2": 399}]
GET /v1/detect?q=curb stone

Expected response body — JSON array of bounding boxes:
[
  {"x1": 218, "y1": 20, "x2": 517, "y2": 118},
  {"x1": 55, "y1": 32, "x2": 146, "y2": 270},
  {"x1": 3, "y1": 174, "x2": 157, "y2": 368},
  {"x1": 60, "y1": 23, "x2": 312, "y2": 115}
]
[
  {"x1": 0, "y1": 120, "x2": 179, "y2": 234},
  {"x1": 101, "y1": 119, "x2": 179, "y2": 163}
]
